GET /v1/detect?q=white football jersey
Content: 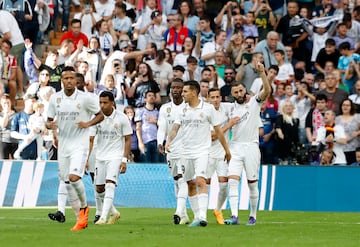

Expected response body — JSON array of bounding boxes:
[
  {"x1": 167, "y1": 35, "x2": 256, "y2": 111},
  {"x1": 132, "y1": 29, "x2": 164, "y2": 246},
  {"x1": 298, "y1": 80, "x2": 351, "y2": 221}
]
[
  {"x1": 209, "y1": 103, "x2": 231, "y2": 159},
  {"x1": 90, "y1": 110, "x2": 133, "y2": 161},
  {"x1": 157, "y1": 101, "x2": 185, "y2": 159},
  {"x1": 47, "y1": 89, "x2": 101, "y2": 156},
  {"x1": 175, "y1": 100, "x2": 221, "y2": 158},
  {"x1": 229, "y1": 96, "x2": 262, "y2": 144}
]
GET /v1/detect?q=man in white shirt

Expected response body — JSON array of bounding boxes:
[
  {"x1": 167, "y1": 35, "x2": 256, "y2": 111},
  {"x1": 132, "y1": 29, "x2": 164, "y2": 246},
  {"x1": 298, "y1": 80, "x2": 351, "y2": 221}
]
[
  {"x1": 224, "y1": 62, "x2": 270, "y2": 226},
  {"x1": 157, "y1": 79, "x2": 189, "y2": 224},
  {"x1": 46, "y1": 66, "x2": 104, "y2": 231},
  {"x1": 165, "y1": 80, "x2": 231, "y2": 227},
  {"x1": 89, "y1": 91, "x2": 132, "y2": 225}
]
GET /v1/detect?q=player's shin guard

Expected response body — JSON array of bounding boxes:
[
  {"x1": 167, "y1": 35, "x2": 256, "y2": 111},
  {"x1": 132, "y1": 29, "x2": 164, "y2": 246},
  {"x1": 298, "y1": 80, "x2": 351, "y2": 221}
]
[
  {"x1": 189, "y1": 195, "x2": 199, "y2": 220},
  {"x1": 66, "y1": 182, "x2": 80, "y2": 218},
  {"x1": 198, "y1": 193, "x2": 208, "y2": 221},
  {"x1": 248, "y1": 181, "x2": 259, "y2": 218},
  {"x1": 228, "y1": 178, "x2": 239, "y2": 217},
  {"x1": 101, "y1": 183, "x2": 115, "y2": 220},
  {"x1": 58, "y1": 180, "x2": 67, "y2": 215},
  {"x1": 71, "y1": 179, "x2": 87, "y2": 208},
  {"x1": 217, "y1": 182, "x2": 228, "y2": 211},
  {"x1": 175, "y1": 177, "x2": 188, "y2": 218}
]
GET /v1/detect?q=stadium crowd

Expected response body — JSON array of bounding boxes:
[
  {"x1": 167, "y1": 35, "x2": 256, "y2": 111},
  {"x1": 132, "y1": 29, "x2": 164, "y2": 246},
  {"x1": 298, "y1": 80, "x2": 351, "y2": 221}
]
[{"x1": 0, "y1": 0, "x2": 360, "y2": 166}]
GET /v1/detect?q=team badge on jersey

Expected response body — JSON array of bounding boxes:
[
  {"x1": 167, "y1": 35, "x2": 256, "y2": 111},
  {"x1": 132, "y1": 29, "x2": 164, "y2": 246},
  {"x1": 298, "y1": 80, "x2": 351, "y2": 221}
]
[
  {"x1": 56, "y1": 97, "x2": 61, "y2": 107},
  {"x1": 114, "y1": 123, "x2": 119, "y2": 129},
  {"x1": 77, "y1": 103, "x2": 81, "y2": 109},
  {"x1": 200, "y1": 112, "x2": 204, "y2": 118},
  {"x1": 166, "y1": 107, "x2": 171, "y2": 117},
  {"x1": 182, "y1": 108, "x2": 187, "y2": 116}
]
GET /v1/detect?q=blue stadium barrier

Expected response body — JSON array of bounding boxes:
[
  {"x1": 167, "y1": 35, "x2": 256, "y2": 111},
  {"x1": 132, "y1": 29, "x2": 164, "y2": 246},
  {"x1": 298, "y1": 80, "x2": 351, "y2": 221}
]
[{"x1": 0, "y1": 160, "x2": 359, "y2": 212}]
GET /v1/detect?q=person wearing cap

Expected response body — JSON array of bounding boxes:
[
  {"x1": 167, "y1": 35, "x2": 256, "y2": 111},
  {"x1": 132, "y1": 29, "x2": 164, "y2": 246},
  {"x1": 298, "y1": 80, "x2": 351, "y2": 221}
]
[
  {"x1": 140, "y1": 10, "x2": 167, "y2": 50},
  {"x1": 10, "y1": 93, "x2": 38, "y2": 160}
]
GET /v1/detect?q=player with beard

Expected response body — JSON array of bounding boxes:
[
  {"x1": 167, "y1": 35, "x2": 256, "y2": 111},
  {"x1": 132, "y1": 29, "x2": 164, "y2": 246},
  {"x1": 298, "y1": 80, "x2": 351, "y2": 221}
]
[{"x1": 224, "y1": 61, "x2": 271, "y2": 226}]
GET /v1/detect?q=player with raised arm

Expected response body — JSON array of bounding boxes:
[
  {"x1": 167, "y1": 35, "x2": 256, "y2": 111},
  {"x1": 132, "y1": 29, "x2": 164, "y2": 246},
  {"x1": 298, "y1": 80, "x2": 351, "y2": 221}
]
[
  {"x1": 46, "y1": 66, "x2": 104, "y2": 231},
  {"x1": 224, "y1": 61, "x2": 270, "y2": 226},
  {"x1": 165, "y1": 80, "x2": 231, "y2": 227},
  {"x1": 157, "y1": 78, "x2": 189, "y2": 225},
  {"x1": 88, "y1": 91, "x2": 132, "y2": 225}
]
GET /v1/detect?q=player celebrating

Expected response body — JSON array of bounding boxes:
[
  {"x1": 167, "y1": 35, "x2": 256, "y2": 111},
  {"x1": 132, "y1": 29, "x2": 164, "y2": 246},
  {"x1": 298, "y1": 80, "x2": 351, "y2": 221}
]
[
  {"x1": 224, "y1": 61, "x2": 270, "y2": 226},
  {"x1": 89, "y1": 91, "x2": 132, "y2": 225},
  {"x1": 165, "y1": 80, "x2": 231, "y2": 227},
  {"x1": 46, "y1": 66, "x2": 104, "y2": 231},
  {"x1": 207, "y1": 88, "x2": 239, "y2": 224},
  {"x1": 157, "y1": 78, "x2": 189, "y2": 224}
]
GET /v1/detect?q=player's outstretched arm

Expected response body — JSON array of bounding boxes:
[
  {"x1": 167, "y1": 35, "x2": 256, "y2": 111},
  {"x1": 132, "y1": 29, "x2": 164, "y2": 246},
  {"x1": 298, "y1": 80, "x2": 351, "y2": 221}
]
[
  {"x1": 257, "y1": 62, "x2": 271, "y2": 101},
  {"x1": 77, "y1": 111, "x2": 104, "y2": 129}
]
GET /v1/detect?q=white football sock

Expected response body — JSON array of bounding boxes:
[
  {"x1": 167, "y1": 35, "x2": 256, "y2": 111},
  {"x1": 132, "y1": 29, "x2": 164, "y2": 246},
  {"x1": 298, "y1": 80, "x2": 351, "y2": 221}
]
[
  {"x1": 65, "y1": 182, "x2": 80, "y2": 218},
  {"x1": 188, "y1": 195, "x2": 199, "y2": 220},
  {"x1": 249, "y1": 181, "x2": 259, "y2": 219},
  {"x1": 57, "y1": 180, "x2": 67, "y2": 215},
  {"x1": 216, "y1": 182, "x2": 228, "y2": 211},
  {"x1": 228, "y1": 178, "x2": 239, "y2": 217},
  {"x1": 101, "y1": 183, "x2": 115, "y2": 220},
  {"x1": 175, "y1": 177, "x2": 188, "y2": 218},
  {"x1": 71, "y1": 179, "x2": 87, "y2": 208},
  {"x1": 197, "y1": 193, "x2": 209, "y2": 221},
  {"x1": 95, "y1": 190, "x2": 105, "y2": 216}
]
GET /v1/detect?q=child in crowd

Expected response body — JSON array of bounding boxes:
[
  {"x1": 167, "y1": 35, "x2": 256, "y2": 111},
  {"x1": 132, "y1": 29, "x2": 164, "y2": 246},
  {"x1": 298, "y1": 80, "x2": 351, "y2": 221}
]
[{"x1": 14, "y1": 102, "x2": 47, "y2": 160}]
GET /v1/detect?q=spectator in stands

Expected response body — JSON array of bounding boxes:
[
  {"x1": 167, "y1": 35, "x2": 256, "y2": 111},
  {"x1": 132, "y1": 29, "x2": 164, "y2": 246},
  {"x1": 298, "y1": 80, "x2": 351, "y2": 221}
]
[
  {"x1": 285, "y1": 46, "x2": 298, "y2": 69},
  {"x1": 183, "y1": 56, "x2": 201, "y2": 82},
  {"x1": 250, "y1": 65, "x2": 279, "y2": 97},
  {"x1": 25, "y1": 39, "x2": 63, "y2": 92},
  {"x1": 135, "y1": 90, "x2": 160, "y2": 163},
  {"x1": 242, "y1": 11, "x2": 259, "y2": 42},
  {"x1": 124, "y1": 105, "x2": 140, "y2": 162},
  {"x1": 139, "y1": 10, "x2": 167, "y2": 50},
  {"x1": 147, "y1": 49, "x2": 173, "y2": 104},
  {"x1": 349, "y1": 80, "x2": 360, "y2": 113},
  {"x1": 237, "y1": 52, "x2": 263, "y2": 91},
  {"x1": 134, "y1": 0, "x2": 165, "y2": 50},
  {"x1": 73, "y1": 0, "x2": 102, "y2": 40},
  {"x1": 10, "y1": 93, "x2": 37, "y2": 160},
  {"x1": 350, "y1": 147, "x2": 360, "y2": 166},
  {"x1": 254, "y1": 31, "x2": 286, "y2": 69},
  {"x1": 254, "y1": 0, "x2": 277, "y2": 42},
  {"x1": 335, "y1": 99, "x2": 360, "y2": 165},
  {"x1": 206, "y1": 64, "x2": 225, "y2": 89},
  {"x1": 341, "y1": 13, "x2": 360, "y2": 47},
  {"x1": 112, "y1": 2, "x2": 132, "y2": 39},
  {"x1": 319, "y1": 148, "x2": 335, "y2": 166},
  {"x1": 25, "y1": 67, "x2": 51, "y2": 98},
  {"x1": 172, "y1": 65, "x2": 185, "y2": 80},
  {"x1": 199, "y1": 79, "x2": 209, "y2": 101},
  {"x1": 93, "y1": 19, "x2": 117, "y2": 57},
  {"x1": 312, "y1": 0, "x2": 335, "y2": 18},
  {"x1": 194, "y1": 15, "x2": 215, "y2": 67},
  {"x1": 331, "y1": 23, "x2": 356, "y2": 49},
  {"x1": 77, "y1": 36, "x2": 105, "y2": 84},
  {"x1": 0, "y1": 94, "x2": 18, "y2": 159},
  {"x1": 225, "y1": 31, "x2": 244, "y2": 70},
  {"x1": 274, "y1": 49, "x2": 294, "y2": 85},
  {"x1": 0, "y1": 10, "x2": 25, "y2": 97},
  {"x1": 60, "y1": 18, "x2": 89, "y2": 49},
  {"x1": 173, "y1": 36, "x2": 198, "y2": 69},
  {"x1": 318, "y1": 72, "x2": 348, "y2": 115},
  {"x1": 94, "y1": 0, "x2": 114, "y2": 20},
  {"x1": 276, "y1": 1, "x2": 310, "y2": 71},
  {"x1": 275, "y1": 100, "x2": 300, "y2": 165},
  {"x1": 306, "y1": 94, "x2": 328, "y2": 146},
  {"x1": 162, "y1": 13, "x2": 193, "y2": 53},
  {"x1": 127, "y1": 62, "x2": 161, "y2": 108},
  {"x1": 201, "y1": 29, "x2": 227, "y2": 66},
  {"x1": 259, "y1": 101, "x2": 277, "y2": 164},
  {"x1": 1, "y1": 40, "x2": 17, "y2": 106},
  {"x1": 314, "y1": 38, "x2": 341, "y2": 75},
  {"x1": 177, "y1": 0, "x2": 199, "y2": 34},
  {"x1": 221, "y1": 66, "x2": 236, "y2": 102},
  {"x1": 338, "y1": 41, "x2": 360, "y2": 91},
  {"x1": 316, "y1": 109, "x2": 347, "y2": 165}
]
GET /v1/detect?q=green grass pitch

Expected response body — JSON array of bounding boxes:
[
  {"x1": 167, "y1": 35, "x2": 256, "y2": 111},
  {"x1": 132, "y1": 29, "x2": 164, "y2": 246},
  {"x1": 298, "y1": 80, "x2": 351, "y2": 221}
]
[{"x1": 0, "y1": 208, "x2": 359, "y2": 246}]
